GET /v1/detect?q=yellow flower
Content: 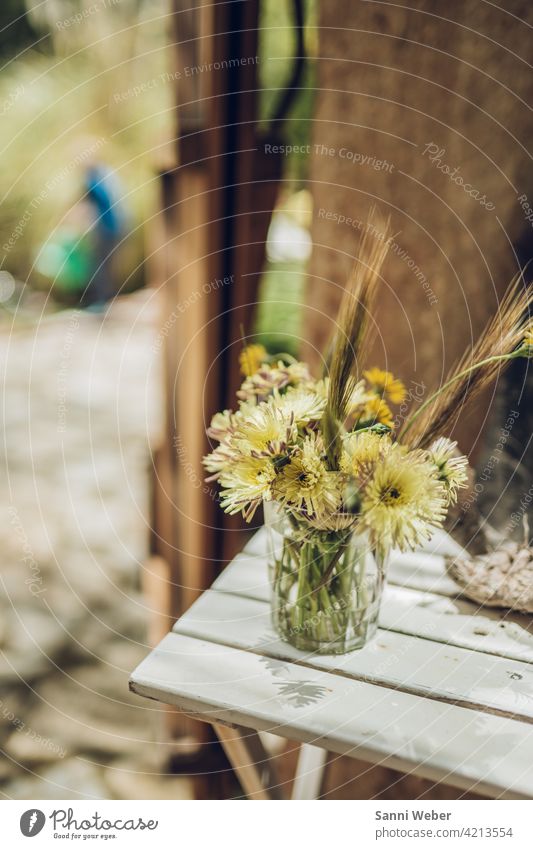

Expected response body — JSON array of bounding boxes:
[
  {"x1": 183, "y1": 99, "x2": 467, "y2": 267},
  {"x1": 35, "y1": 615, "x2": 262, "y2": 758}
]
[
  {"x1": 206, "y1": 409, "x2": 235, "y2": 442},
  {"x1": 272, "y1": 436, "x2": 340, "y2": 519},
  {"x1": 521, "y1": 325, "x2": 533, "y2": 352},
  {"x1": 232, "y1": 401, "x2": 296, "y2": 455},
  {"x1": 340, "y1": 431, "x2": 393, "y2": 479},
  {"x1": 239, "y1": 344, "x2": 268, "y2": 377},
  {"x1": 219, "y1": 455, "x2": 275, "y2": 520},
  {"x1": 271, "y1": 387, "x2": 326, "y2": 425},
  {"x1": 203, "y1": 442, "x2": 236, "y2": 477},
  {"x1": 360, "y1": 446, "x2": 447, "y2": 551},
  {"x1": 238, "y1": 360, "x2": 311, "y2": 402},
  {"x1": 427, "y1": 437, "x2": 469, "y2": 505},
  {"x1": 364, "y1": 367, "x2": 406, "y2": 405},
  {"x1": 361, "y1": 395, "x2": 394, "y2": 429}
]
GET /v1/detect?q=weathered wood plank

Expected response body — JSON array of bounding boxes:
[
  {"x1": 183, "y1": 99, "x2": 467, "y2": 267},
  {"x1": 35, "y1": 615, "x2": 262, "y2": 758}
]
[
  {"x1": 130, "y1": 631, "x2": 533, "y2": 798},
  {"x1": 291, "y1": 744, "x2": 328, "y2": 800},
  {"x1": 214, "y1": 548, "x2": 460, "y2": 600},
  {"x1": 381, "y1": 585, "x2": 533, "y2": 662},
  {"x1": 175, "y1": 589, "x2": 533, "y2": 722},
  {"x1": 212, "y1": 550, "x2": 533, "y2": 663},
  {"x1": 213, "y1": 722, "x2": 284, "y2": 800}
]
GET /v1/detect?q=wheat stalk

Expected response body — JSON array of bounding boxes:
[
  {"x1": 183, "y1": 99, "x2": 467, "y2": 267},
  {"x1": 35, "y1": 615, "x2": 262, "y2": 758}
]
[
  {"x1": 322, "y1": 212, "x2": 391, "y2": 468},
  {"x1": 401, "y1": 273, "x2": 533, "y2": 448}
]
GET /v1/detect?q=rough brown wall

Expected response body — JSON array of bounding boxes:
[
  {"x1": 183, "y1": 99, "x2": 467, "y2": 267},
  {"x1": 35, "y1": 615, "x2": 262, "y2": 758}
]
[{"x1": 305, "y1": 0, "x2": 533, "y2": 457}]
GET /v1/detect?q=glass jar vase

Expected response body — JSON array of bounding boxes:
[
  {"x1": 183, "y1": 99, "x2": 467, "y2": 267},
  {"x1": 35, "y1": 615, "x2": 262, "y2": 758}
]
[{"x1": 265, "y1": 503, "x2": 388, "y2": 654}]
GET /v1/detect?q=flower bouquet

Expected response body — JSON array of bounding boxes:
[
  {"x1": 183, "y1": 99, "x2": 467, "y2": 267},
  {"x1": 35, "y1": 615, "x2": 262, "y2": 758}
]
[{"x1": 204, "y1": 216, "x2": 533, "y2": 654}]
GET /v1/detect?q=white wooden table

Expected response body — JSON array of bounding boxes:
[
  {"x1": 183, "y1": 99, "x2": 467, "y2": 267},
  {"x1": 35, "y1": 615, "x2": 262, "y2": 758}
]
[{"x1": 130, "y1": 528, "x2": 533, "y2": 799}]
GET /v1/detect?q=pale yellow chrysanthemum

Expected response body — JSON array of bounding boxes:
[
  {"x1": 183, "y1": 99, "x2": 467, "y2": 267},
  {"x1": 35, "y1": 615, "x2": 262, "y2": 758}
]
[
  {"x1": 311, "y1": 377, "x2": 329, "y2": 401},
  {"x1": 340, "y1": 430, "x2": 393, "y2": 478},
  {"x1": 206, "y1": 409, "x2": 235, "y2": 442},
  {"x1": 271, "y1": 387, "x2": 326, "y2": 425},
  {"x1": 361, "y1": 395, "x2": 394, "y2": 429},
  {"x1": 237, "y1": 359, "x2": 311, "y2": 402},
  {"x1": 232, "y1": 401, "x2": 296, "y2": 455},
  {"x1": 203, "y1": 442, "x2": 236, "y2": 477},
  {"x1": 360, "y1": 447, "x2": 447, "y2": 551},
  {"x1": 286, "y1": 361, "x2": 312, "y2": 385},
  {"x1": 272, "y1": 436, "x2": 340, "y2": 519},
  {"x1": 219, "y1": 455, "x2": 276, "y2": 520},
  {"x1": 427, "y1": 437, "x2": 469, "y2": 505},
  {"x1": 364, "y1": 367, "x2": 407, "y2": 404},
  {"x1": 239, "y1": 344, "x2": 268, "y2": 377}
]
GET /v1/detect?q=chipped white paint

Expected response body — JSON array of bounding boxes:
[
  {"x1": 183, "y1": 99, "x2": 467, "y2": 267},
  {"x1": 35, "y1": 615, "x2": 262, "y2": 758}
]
[
  {"x1": 130, "y1": 527, "x2": 533, "y2": 799},
  {"x1": 130, "y1": 631, "x2": 533, "y2": 798},
  {"x1": 176, "y1": 589, "x2": 533, "y2": 722},
  {"x1": 214, "y1": 535, "x2": 533, "y2": 664}
]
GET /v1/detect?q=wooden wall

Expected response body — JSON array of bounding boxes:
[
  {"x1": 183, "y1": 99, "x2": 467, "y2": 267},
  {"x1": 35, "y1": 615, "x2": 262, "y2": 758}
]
[{"x1": 303, "y1": 1, "x2": 533, "y2": 460}]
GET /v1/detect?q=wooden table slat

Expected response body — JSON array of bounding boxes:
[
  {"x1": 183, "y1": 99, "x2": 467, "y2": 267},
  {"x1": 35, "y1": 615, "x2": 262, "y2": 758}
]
[
  {"x1": 174, "y1": 589, "x2": 533, "y2": 723},
  {"x1": 213, "y1": 549, "x2": 533, "y2": 664},
  {"x1": 130, "y1": 631, "x2": 533, "y2": 798}
]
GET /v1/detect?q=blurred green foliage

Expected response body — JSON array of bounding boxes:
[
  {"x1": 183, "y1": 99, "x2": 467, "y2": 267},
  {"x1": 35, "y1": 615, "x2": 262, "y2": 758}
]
[
  {"x1": 255, "y1": 260, "x2": 306, "y2": 357},
  {"x1": 254, "y1": 0, "x2": 316, "y2": 355},
  {"x1": 0, "y1": 0, "x2": 173, "y2": 295},
  {"x1": 258, "y1": 0, "x2": 316, "y2": 184}
]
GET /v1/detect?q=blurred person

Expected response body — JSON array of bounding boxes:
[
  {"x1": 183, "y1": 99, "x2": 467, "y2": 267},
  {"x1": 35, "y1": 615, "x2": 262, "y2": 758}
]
[{"x1": 83, "y1": 161, "x2": 127, "y2": 309}]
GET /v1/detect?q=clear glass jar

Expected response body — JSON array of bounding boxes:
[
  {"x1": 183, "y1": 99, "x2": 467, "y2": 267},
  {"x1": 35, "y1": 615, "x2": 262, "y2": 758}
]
[{"x1": 265, "y1": 502, "x2": 388, "y2": 654}]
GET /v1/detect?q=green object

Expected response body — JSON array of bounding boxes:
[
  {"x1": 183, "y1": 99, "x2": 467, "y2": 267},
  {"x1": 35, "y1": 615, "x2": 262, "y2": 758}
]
[{"x1": 36, "y1": 231, "x2": 93, "y2": 293}]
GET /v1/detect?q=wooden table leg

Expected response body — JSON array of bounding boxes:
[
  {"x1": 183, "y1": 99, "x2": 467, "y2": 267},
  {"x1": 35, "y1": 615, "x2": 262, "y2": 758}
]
[
  {"x1": 213, "y1": 722, "x2": 285, "y2": 799},
  {"x1": 292, "y1": 744, "x2": 329, "y2": 800}
]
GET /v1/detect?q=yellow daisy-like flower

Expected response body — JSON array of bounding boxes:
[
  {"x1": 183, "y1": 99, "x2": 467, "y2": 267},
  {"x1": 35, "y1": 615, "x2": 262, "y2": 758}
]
[
  {"x1": 427, "y1": 437, "x2": 469, "y2": 505},
  {"x1": 232, "y1": 401, "x2": 296, "y2": 455},
  {"x1": 271, "y1": 387, "x2": 326, "y2": 425},
  {"x1": 219, "y1": 455, "x2": 275, "y2": 520},
  {"x1": 203, "y1": 441, "x2": 236, "y2": 477},
  {"x1": 361, "y1": 395, "x2": 394, "y2": 429},
  {"x1": 239, "y1": 344, "x2": 268, "y2": 377},
  {"x1": 272, "y1": 436, "x2": 340, "y2": 519},
  {"x1": 206, "y1": 409, "x2": 235, "y2": 442},
  {"x1": 340, "y1": 430, "x2": 393, "y2": 479},
  {"x1": 237, "y1": 359, "x2": 311, "y2": 402},
  {"x1": 360, "y1": 446, "x2": 447, "y2": 551},
  {"x1": 364, "y1": 367, "x2": 407, "y2": 405}
]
